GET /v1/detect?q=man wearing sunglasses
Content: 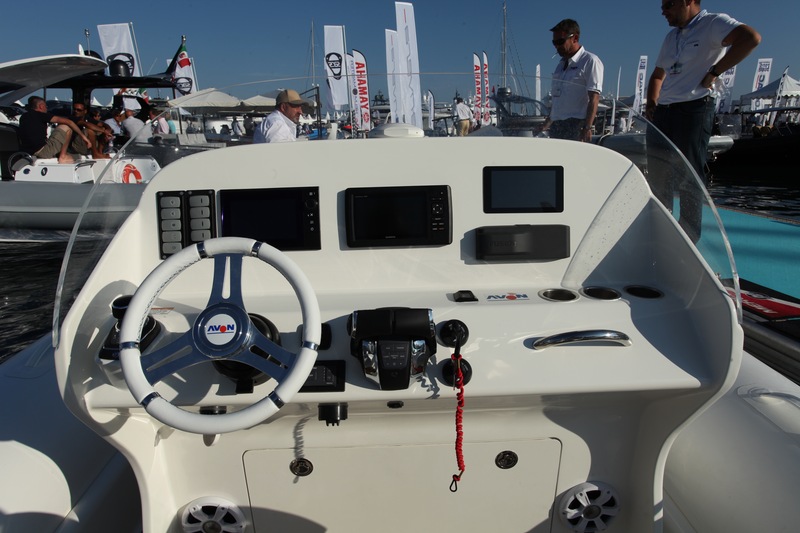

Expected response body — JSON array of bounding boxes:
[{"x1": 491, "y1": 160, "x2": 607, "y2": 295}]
[
  {"x1": 541, "y1": 19, "x2": 604, "y2": 142},
  {"x1": 645, "y1": 0, "x2": 760, "y2": 240}
]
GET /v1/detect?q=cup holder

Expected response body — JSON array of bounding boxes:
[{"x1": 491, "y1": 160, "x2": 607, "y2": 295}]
[
  {"x1": 538, "y1": 288, "x2": 579, "y2": 302},
  {"x1": 624, "y1": 285, "x2": 663, "y2": 299},
  {"x1": 581, "y1": 287, "x2": 621, "y2": 301}
]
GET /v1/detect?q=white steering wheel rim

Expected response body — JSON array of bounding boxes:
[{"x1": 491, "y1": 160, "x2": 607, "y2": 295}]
[{"x1": 119, "y1": 237, "x2": 321, "y2": 434}]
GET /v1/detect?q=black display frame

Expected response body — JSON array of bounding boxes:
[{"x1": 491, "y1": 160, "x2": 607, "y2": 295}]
[
  {"x1": 345, "y1": 185, "x2": 452, "y2": 248},
  {"x1": 218, "y1": 186, "x2": 320, "y2": 251},
  {"x1": 482, "y1": 166, "x2": 564, "y2": 213}
]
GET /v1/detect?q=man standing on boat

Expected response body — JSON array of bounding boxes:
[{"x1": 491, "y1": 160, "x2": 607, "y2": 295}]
[
  {"x1": 453, "y1": 97, "x2": 474, "y2": 136},
  {"x1": 645, "y1": 0, "x2": 760, "y2": 240},
  {"x1": 542, "y1": 19, "x2": 604, "y2": 142},
  {"x1": 254, "y1": 89, "x2": 308, "y2": 143},
  {"x1": 17, "y1": 96, "x2": 91, "y2": 164}
]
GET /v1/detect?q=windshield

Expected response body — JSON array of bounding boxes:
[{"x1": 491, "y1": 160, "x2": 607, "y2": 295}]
[{"x1": 53, "y1": 72, "x2": 741, "y2": 345}]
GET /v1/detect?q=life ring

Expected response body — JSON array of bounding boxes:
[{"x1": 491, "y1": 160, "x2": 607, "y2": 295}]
[{"x1": 121, "y1": 163, "x2": 142, "y2": 184}]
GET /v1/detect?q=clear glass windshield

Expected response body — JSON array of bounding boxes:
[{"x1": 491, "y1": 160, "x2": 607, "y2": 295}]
[{"x1": 53, "y1": 73, "x2": 741, "y2": 345}]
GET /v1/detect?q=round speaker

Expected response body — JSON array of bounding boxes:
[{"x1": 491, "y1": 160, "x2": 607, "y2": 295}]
[
  {"x1": 181, "y1": 497, "x2": 246, "y2": 532},
  {"x1": 558, "y1": 481, "x2": 620, "y2": 532}
]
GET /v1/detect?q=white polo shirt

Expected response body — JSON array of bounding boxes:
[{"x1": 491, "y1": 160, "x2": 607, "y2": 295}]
[
  {"x1": 655, "y1": 10, "x2": 741, "y2": 105},
  {"x1": 550, "y1": 46, "x2": 604, "y2": 121}
]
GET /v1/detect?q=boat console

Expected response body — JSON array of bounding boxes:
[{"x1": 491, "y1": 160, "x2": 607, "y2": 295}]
[{"x1": 55, "y1": 137, "x2": 741, "y2": 532}]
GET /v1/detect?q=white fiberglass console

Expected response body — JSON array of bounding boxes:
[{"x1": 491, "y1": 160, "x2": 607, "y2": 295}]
[{"x1": 56, "y1": 137, "x2": 740, "y2": 532}]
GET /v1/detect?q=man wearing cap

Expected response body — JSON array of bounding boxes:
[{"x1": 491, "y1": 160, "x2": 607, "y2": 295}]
[{"x1": 254, "y1": 89, "x2": 307, "y2": 143}]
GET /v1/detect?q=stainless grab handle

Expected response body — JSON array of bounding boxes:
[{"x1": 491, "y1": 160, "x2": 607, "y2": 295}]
[{"x1": 532, "y1": 330, "x2": 631, "y2": 350}]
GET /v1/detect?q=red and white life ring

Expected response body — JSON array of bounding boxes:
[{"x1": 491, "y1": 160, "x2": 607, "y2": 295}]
[{"x1": 121, "y1": 163, "x2": 142, "y2": 184}]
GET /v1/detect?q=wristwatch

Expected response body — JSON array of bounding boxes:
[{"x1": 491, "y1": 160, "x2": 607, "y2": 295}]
[{"x1": 709, "y1": 64, "x2": 720, "y2": 77}]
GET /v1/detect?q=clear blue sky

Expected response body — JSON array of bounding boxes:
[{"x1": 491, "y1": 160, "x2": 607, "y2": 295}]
[{"x1": 2, "y1": 0, "x2": 796, "y2": 103}]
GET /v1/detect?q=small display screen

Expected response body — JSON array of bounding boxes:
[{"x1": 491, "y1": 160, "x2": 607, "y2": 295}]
[
  {"x1": 219, "y1": 187, "x2": 320, "y2": 250},
  {"x1": 345, "y1": 185, "x2": 451, "y2": 248},
  {"x1": 483, "y1": 166, "x2": 564, "y2": 213}
]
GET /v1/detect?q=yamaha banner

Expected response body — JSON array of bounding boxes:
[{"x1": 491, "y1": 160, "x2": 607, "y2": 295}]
[{"x1": 352, "y1": 49, "x2": 372, "y2": 132}]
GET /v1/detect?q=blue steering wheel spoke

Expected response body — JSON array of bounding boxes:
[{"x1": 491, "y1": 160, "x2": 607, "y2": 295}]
[
  {"x1": 139, "y1": 330, "x2": 207, "y2": 384},
  {"x1": 206, "y1": 253, "x2": 246, "y2": 309}
]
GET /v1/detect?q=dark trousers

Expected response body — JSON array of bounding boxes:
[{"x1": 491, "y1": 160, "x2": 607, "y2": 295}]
[{"x1": 648, "y1": 95, "x2": 715, "y2": 241}]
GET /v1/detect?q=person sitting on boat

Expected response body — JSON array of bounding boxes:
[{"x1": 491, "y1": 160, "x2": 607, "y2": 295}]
[
  {"x1": 70, "y1": 102, "x2": 111, "y2": 159},
  {"x1": 453, "y1": 97, "x2": 475, "y2": 136},
  {"x1": 121, "y1": 101, "x2": 152, "y2": 144},
  {"x1": 17, "y1": 96, "x2": 91, "y2": 164},
  {"x1": 103, "y1": 107, "x2": 126, "y2": 151},
  {"x1": 541, "y1": 19, "x2": 604, "y2": 142},
  {"x1": 253, "y1": 89, "x2": 308, "y2": 143}
]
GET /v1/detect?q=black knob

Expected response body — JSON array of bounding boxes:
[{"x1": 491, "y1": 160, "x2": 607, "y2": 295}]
[
  {"x1": 439, "y1": 319, "x2": 469, "y2": 348},
  {"x1": 441, "y1": 358, "x2": 473, "y2": 387},
  {"x1": 111, "y1": 295, "x2": 133, "y2": 320}
]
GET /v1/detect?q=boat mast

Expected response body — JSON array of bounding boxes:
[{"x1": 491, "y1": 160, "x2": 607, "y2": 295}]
[
  {"x1": 311, "y1": 21, "x2": 315, "y2": 88},
  {"x1": 501, "y1": 1, "x2": 508, "y2": 89}
]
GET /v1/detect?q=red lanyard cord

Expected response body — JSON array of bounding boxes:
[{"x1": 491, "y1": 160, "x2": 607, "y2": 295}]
[{"x1": 449, "y1": 340, "x2": 466, "y2": 492}]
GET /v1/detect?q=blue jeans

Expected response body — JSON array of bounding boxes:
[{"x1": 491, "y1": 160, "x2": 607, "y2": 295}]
[{"x1": 648, "y1": 95, "x2": 716, "y2": 241}]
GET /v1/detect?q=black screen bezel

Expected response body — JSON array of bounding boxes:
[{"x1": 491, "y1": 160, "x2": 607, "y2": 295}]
[
  {"x1": 218, "y1": 187, "x2": 320, "y2": 251},
  {"x1": 482, "y1": 166, "x2": 564, "y2": 213},
  {"x1": 345, "y1": 185, "x2": 451, "y2": 248}
]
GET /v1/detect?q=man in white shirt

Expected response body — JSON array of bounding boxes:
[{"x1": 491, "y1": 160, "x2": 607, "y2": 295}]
[
  {"x1": 254, "y1": 89, "x2": 308, "y2": 143},
  {"x1": 645, "y1": 0, "x2": 760, "y2": 241},
  {"x1": 453, "y1": 97, "x2": 474, "y2": 136},
  {"x1": 542, "y1": 19, "x2": 603, "y2": 142}
]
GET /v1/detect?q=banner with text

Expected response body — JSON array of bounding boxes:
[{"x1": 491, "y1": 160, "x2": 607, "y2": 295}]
[
  {"x1": 482, "y1": 52, "x2": 491, "y2": 126},
  {"x1": 752, "y1": 58, "x2": 773, "y2": 92},
  {"x1": 473, "y1": 53, "x2": 482, "y2": 124},
  {"x1": 352, "y1": 50, "x2": 371, "y2": 131},
  {"x1": 632, "y1": 56, "x2": 647, "y2": 115}
]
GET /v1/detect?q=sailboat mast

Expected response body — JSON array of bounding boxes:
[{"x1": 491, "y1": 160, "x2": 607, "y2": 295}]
[
  {"x1": 501, "y1": 1, "x2": 507, "y2": 88},
  {"x1": 311, "y1": 22, "x2": 315, "y2": 87}
]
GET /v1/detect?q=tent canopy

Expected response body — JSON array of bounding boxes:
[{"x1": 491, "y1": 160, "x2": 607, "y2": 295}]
[
  {"x1": 166, "y1": 87, "x2": 242, "y2": 113},
  {"x1": 740, "y1": 73, "x2": 800, "y2": 101}
]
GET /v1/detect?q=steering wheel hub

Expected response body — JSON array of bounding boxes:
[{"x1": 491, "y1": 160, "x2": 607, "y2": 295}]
[{"x1": 195, "y1": 303, "x2": 250, "y2": 355}]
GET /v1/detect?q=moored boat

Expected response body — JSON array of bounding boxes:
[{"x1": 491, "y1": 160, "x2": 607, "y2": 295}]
[{"x1": 0, "y1": 54, "x2": 183, "y2": 239}]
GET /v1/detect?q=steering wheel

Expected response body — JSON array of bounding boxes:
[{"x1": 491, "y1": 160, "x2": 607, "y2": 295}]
[{"x1": 119, "y1": 237, "x2": 320, "y2": 434}]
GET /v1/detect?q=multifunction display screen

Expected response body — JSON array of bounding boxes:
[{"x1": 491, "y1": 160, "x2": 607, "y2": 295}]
[
  {"x1": 483, "y1": 166, "x2": 564, "y2": 213},
  {"x1": 345, "y1": 185, "x2": 452, "y2": 247},
  {"x1": 219, "y1": 187, "x2": 320, "y2": 251}
]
